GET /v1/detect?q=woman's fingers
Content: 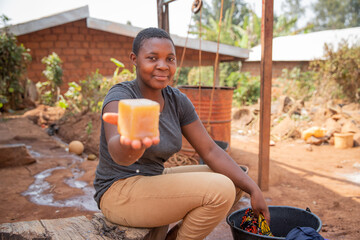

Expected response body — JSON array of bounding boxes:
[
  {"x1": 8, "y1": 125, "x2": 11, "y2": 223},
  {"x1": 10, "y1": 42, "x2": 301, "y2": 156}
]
[
  {"x1": 142, "y1": 137, "x2": 152, "y2": 148},
  {"x1": 120, "y1": 134, "x2": 160, "y2": 150},
  {"x1": 120, "y1": 136, "x2": 131, "y2": 146},
  {"x1": 103, "y1": 113, "x2": 118, "y2": 125},
  {"x1": 152, "y1": 136, "x2": 160, "y2": 145},
  {"x1": 131, "y1": 140, "x2": 142, "y2": 149}
]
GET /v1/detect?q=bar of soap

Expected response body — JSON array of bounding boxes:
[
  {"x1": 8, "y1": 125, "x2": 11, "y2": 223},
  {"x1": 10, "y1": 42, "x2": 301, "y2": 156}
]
[{"x1": 118, "y1": 99, "x2": 160, "y2": 140}]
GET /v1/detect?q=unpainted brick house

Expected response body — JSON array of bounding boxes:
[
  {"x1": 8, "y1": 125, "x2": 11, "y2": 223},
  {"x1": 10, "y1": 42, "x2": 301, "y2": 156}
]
[
  {"x1": 242, "y1": 27, "x2": 360, "y2": 78},
  {"x1": 8, "y1": 6, "x2": 250, "y2": 92}
]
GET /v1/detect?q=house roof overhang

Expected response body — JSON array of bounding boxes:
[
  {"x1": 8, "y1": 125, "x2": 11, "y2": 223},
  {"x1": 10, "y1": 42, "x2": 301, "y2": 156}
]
[{"x1": 6, "y1": 5, "x2": 249, "y2": 63}]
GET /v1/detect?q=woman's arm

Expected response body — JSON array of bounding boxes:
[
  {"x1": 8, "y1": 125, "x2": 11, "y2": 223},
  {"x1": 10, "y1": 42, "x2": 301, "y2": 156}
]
[
  {"x1": 103, "y1": 101, "x2": 159, "y2": 166},
  {"x1": 182, "y1": 119, "x2": 270, "y2": 223}
]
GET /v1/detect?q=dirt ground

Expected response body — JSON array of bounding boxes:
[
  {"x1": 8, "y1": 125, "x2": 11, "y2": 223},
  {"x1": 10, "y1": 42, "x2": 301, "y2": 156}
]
[{"x1": 0, "y1": 110, "x2": 359, "y2": 240}]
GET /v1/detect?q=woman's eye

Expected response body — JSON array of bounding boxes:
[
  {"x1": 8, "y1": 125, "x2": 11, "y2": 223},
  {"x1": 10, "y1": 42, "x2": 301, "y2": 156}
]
[
  {"x1": 148, "y1": 57, "x2": 157, "y2": 61},
  {"x1": 168, "y1": 57, "x2": 176, "y2": 62}
]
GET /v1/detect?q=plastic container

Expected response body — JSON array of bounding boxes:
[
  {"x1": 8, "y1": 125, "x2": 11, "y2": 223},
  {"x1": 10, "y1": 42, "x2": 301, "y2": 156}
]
[
  {"x1": 227, "y1": 206, "x2": 322, "y2": 240},
  {"x1": 334, "y1": 133, "x2": 354, "y2": 149}
]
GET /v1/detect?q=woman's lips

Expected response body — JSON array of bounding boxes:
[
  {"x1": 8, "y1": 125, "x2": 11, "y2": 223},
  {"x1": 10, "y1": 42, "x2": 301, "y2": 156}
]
[{"x1": 154, "y1": 75, "x2": 168, "y2": 81}]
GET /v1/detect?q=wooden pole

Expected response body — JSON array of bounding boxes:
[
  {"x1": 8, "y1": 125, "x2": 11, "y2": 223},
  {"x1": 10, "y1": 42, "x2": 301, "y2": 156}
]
[
  {"x1": 157, "y1": 0, "x2": 163, "y2": 29},
  {"x1": 157, "y1": 0, "x2": 170, "y2": 33},
  {"x1": 163, "y1": 4, "x2": 170, "y2": 33},
  {"x1": 258, "y1": 0, "x2": 273, "y2": 191}
]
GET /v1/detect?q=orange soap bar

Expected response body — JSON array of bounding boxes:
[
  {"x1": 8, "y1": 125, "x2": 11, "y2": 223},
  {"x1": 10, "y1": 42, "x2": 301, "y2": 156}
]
[{"x1": 118, "y1": 99, "x2": 160, "y2": 140}]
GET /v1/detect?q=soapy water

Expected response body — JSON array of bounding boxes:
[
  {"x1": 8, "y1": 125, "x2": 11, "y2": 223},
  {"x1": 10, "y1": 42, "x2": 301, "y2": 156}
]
[{"x1": 22, "y1": 139, "x2": 99, "y2": 212}]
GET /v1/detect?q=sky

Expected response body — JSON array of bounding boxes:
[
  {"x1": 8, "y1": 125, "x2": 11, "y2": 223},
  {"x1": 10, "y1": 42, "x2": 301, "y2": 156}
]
[{"x1": 0, "y1": 0, "x2": 315, "y2": 37}]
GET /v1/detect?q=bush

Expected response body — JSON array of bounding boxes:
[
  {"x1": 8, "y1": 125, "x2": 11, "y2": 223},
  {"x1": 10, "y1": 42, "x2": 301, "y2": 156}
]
[
  {"x1": 227, "y1": 72, "x2": 260, "y2": 106},
  {"x1": 310, "y1": 41, "x2": 360, "y2": 102},
  {"x1": 63, "y1": 59, "x2": 135, "y2": 113},
  {"x1": 0, "y1": 15, "x2": 31, "y2": 110},
  {"x1": 277, "y1": 67, "x2": 316, "y2": 101},
  {"x1": 36, "y1": 52, "x2": 63, "y2": 105},
  {"x1": 64, "y1": 70, "x2": 105, "y2": 113}
]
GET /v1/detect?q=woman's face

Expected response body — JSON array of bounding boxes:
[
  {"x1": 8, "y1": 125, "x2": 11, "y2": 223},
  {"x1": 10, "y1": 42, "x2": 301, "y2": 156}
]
[{"x1": 131, "y1": 38, "x2": 177, "y2": 90}]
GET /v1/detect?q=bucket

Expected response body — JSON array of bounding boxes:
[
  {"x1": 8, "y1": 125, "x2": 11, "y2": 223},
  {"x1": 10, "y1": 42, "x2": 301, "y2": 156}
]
[
  {"x1": 334, "y1": 133, "x2": 354, "y2": 149},
  {"x1": 178, "y1": 85, "x2": 234, "y2": 155},
  {"x1": 226, "y1": 206, "x2": 322, "y2": 240}
]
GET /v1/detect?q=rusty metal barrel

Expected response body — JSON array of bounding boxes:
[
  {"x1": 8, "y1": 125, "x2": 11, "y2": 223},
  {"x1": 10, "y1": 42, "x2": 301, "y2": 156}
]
[{"x1": 178, "y1": 85, "x2": 234, "y2": 155}]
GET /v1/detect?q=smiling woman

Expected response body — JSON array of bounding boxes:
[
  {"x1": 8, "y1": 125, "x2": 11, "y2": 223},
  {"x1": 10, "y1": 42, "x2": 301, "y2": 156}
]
[
  {"x1": 93, "y1": 27, "x2": 269, "y2": 240},
  {"x1": 130, "y1": 37, "x2": 177, "y2": 92}
]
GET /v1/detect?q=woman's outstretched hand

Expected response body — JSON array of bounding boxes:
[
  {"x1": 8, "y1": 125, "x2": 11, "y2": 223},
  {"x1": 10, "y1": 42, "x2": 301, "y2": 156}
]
[{"x1": 103, "y1": 112, "x2": 160, "y2": 150}]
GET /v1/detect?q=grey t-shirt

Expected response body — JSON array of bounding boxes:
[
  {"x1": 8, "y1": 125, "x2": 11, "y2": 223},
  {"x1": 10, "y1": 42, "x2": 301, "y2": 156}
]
[{"x1": 93, "y1": 79, "x2": 198, "y2": 208}]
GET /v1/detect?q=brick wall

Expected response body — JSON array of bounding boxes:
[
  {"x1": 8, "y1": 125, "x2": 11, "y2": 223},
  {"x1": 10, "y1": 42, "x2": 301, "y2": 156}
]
[
  {"x1": 241, "y1": 61, "x2": 310, "y2": 78},
  {"x1": 17, "y1": 19, "x2": 220, "y2": 93},
  {"x1": 18, "y1": 19, "x2": 134, "y2": 92}
]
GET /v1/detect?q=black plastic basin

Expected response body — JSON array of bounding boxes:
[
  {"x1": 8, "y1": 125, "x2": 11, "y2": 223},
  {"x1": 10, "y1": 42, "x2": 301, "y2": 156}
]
[{"x1": 227, "y1": 206, "x2": 322, "y2": 240}]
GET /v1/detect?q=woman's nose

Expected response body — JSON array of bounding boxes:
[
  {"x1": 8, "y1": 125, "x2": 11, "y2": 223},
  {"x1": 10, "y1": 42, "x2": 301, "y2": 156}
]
[{"x1": 156, "y1": 59, "x2": 169, "y2": 70}]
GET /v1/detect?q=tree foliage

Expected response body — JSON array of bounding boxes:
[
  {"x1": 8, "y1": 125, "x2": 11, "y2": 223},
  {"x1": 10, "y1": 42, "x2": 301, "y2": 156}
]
[
  {"x1": 0, "y1": 15, "x2": 31, "y2": 110},
  {"x1": 311, "y1": 0, "x2": 360, "y2": 30}
]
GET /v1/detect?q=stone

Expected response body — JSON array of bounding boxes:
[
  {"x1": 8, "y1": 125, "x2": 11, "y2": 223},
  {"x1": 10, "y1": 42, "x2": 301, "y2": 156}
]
[
  {"x1": 331, "y1": 114, "x2": 343, "y2": 121},
  {"x1": 341, "y1": 120, "x2": 359, "y2": 133},
  {"x1": 353, "y1": 132, "x2": 360, "y2": 147},
  {"x1": 87, "y1": 154, "x2": 97, "y2": 161},
  {"x1": 306, "y1": 136, "x2": 324, "y2": 146},
  {"x1": 324, "y1": 118, "x2": 341, "y2": 135},
  {"x1": 271, "y1": 116, "x2": 296, "y2": 140},
  {"x1": 0, "y1": 144, "x2": 36, "y2": 168},
  {"x1": 342, "y1": 103, "x2": 360, "y2": 111},
  {"x1": 278, "y1": 96, "x2": 294, "y2": 114},
  {"x1": 232, "y1": 108, "x2": 254, "y2": 127}
]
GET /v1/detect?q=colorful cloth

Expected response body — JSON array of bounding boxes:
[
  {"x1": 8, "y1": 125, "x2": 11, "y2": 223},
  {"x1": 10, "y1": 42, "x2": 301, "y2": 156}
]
[{"x1": 239, "y1": 208, "x2": 273, "y2": 236}]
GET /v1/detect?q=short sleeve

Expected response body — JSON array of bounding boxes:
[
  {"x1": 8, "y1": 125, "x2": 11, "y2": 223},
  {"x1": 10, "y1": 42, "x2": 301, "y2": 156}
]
[
  {"x1": 178, "y1": 91, "x2": 199, "y2": 126},
  {"x1": 102, "y1": 81, "x2": 139, "y2": 113}
]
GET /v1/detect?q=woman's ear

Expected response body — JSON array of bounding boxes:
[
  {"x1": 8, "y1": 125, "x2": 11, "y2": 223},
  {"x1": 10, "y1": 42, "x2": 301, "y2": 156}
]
[{"x1": 129, "y1": 52, "x2": 137, "y2": 67}]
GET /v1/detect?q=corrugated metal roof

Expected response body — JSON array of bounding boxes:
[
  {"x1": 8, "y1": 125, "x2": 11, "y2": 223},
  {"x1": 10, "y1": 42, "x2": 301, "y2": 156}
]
[
  {"x1": 6, "y1": 6, "x2": 249, "y2": 60},
  {"x1": 246, "y1": 27, "x2": 360, "y2": 62}
]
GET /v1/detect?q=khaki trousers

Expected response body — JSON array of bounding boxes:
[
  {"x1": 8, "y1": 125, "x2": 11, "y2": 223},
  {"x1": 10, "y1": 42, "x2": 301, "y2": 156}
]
[{"x1": 100, "y1": 165, "x2": 244, "y2": 240}]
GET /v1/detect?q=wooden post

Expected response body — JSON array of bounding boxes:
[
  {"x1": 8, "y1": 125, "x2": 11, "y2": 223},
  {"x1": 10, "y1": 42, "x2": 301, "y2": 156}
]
[
  {"x1": 157, "y1": 0, "x2": 170, "y2": 33},
  {"x1": 157, "y1": 0, "x2": 163, "y2": 29},
  {"x1": 258, "y1": 0, "x2": 273, "y2": 191},
  {"x1": 163, "y1": 4, "x2": 169, "y2": 33}
]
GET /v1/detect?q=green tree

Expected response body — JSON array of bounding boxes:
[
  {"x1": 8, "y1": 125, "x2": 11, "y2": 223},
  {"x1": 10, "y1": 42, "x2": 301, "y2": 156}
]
[
  {"x1": 281, "y1": 0, "x2": 305, "y2": 28},
  {"x1": 311, "y1": 0, "x2": 360, "y2": 30},
  {"x1": 192, "y1": 0, "x2": 249, "y2": 30},
  {"x1": 184, "y1": 0, "x2": 307, "y2": 87},
  {"x1": 0, "y1": 15, "x2": 31, "y2": 110}
]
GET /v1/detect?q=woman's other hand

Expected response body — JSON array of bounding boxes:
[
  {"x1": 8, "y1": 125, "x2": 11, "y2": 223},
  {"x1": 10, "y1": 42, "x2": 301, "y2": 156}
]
[{"x1": 250, "y1": 189, "x2": 270, "y2": 225}]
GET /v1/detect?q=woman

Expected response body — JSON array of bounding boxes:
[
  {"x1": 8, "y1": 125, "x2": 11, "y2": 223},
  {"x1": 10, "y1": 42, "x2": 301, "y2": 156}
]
[{"x1": 94, "y1": 27, "x2": 270, "y2": 240}]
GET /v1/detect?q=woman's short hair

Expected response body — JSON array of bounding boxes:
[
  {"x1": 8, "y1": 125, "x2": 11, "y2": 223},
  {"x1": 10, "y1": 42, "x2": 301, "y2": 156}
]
[{"x1": 132, "y1": 27, "x2": 175, "y2": 55}]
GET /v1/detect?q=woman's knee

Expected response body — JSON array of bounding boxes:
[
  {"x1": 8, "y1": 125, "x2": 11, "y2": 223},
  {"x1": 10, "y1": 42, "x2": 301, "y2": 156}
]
[{"x1": 204, "y1": 173, "x2": 236, "y2": 206}]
